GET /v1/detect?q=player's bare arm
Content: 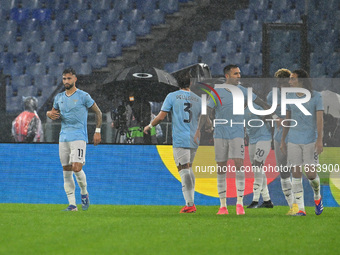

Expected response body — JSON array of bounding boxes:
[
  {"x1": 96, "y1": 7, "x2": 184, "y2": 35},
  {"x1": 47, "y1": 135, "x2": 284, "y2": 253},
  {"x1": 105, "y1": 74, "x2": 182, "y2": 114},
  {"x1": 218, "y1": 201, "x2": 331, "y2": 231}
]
[
  {"x1": 46, "y1": 107, "x2": 60, "y2": 120},
  {"x1": 315, "y1": 110, "x2": 324, "y2": 155},
  {"x1": 143, "y1": 111, "x2": 168, "y2": 134},
  {"x1": 90, "y1": 103, "x2": 102, "y2": 146}
]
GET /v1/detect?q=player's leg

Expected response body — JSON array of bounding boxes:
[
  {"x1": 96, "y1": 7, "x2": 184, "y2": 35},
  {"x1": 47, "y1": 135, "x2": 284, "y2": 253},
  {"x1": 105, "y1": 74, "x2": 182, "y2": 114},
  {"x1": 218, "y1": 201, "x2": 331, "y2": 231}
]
[
  {"x1": 189, "y1": 148, "x2": 197, "y2": 203},
  {"x1": 247, "y1": 143, "x2": 261, "y2": 208},
  {"x1": 303, "y1": 143, "x2": 323, "y2": 215},
  {"x1": 215, "y1": 139, "x2": 228, "y2": 215},
  {"x1": 289, "y1": 143, "x2": 306, "y2": 215},
  {"x1": 230, "y1": 137, "x2": 245, "y2": 215},
  {"x1": 274, "y1": 140, "x2": 295, "y2": 213},
  {"x1": 174, "y1": 148, "x2": 195, "y2": 213},
  {"x1": 70, "y1": 140, "x2": 89, "y2": 211},
  {"x1": 60, "y1": 142, "x2": 77, "y2": 211},
  {"x1": 255, "y1": 140, "x2": 273, "y2": 208}
]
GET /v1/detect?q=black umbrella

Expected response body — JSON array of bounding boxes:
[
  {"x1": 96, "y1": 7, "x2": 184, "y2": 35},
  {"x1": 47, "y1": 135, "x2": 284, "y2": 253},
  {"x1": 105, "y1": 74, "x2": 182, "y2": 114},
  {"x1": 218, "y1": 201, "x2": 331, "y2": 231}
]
[{"x1": 102, "y1": 65, "x2": 179, "y2": 102}]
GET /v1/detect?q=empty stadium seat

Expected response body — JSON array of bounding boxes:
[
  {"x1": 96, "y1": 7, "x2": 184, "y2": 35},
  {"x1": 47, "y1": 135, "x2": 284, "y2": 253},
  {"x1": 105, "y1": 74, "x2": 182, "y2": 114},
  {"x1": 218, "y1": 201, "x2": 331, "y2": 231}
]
[
  {"x1": 207, "y1": 31, "x2": 226, "y2": 44},
  {"x1": 27, "y1": 63, "x2": 46, "y2": 77},
  {"x1": 114, "y1": 0, "x2": 133, "y2": 12},
  {"x1": 54, "y1": 41, "x2": 75, "y2": 55},
  {"x1": 124, "y1": 9, "x2": 143, "y2": 24},
  {"x1": 217, "y1": 41, "x2": 237, "y2": 56},
  {"x1": 235, "y1": 9, "x2": 256, "y2": 23},
  {"x1": 109, "y1": 20, "x2": 129, "y2": 36},
  {"x1": 192, "y1": 41, "x2": 212, "y2": 55},
  {"x1": 78, "y1": 9, "x2": 96, "y2": 23},
  {"x1": 76, "y1": 62, "x2": 92, "y2": 75},
  {"x1": 131, "y1": 19, "x2": 151, "y2": 36},
  {"x1": 147, "y1": 9, "x2": 165, "y2": 25},
  {"x1": 116, "y1": 31, "x2": 136, "y2": 47},
  {"x1": 220, "y1": 20, "x2": 240, "y2": 32},
  {"x1": 102, "y1": 41, "x2": 122, "y2": 58},
  {"x1": 159, "y1": 0, "x2": 179, "y2": 14},
  {"x1": 78, "y1": 41, "x2": 98, "y2": 57},
  {"x1": 136, "y1": 0, "x2": 156, "y2": 13},
  {"x1": 12, "y1": 75, "x2": 31, "y2": 88},
  {"x1": 32, "y1": 8, "x2": 52, "y2": 22},
  {"x1": 177, "y1": 52, "x2": 198, "y2": 66},
  {"x1": 201, "y1": 52, "x2": 221, "y2": 67},
  {"x1": 90, "y1": 52, "x2": 107, "y2": 69},
  {"x1": 10, "y1": 8, "x2": 30, "y2": 23}
]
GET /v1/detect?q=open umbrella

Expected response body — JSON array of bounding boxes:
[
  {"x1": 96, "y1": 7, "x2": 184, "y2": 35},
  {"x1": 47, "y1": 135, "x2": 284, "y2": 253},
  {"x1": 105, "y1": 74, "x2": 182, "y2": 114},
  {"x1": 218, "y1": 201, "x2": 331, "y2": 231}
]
[
  {"x1": 321, "y1": 90, "x2": 340, "y2": 118},
  {"x1": 102, "y1": 65, "x2": 179, "y2": 102}
]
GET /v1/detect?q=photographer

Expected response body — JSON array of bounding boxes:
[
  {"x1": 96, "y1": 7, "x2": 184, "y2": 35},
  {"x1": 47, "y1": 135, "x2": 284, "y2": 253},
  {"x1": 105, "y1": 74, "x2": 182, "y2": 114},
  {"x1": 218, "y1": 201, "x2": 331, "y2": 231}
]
[{"x1": 112, "y1": 92, "x2": 157, "y2": 144}]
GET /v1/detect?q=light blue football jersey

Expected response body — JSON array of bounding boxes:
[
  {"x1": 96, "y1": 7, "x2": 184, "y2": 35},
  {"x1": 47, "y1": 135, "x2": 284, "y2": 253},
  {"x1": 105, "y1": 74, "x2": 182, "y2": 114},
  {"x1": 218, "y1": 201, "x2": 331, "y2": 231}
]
[
  {"x1": 267, "y1": 88, "x2": 286, "y2": 143},
  {"x1": 287, "y1": 90, "x2": 324, "y2": 144},
  {"x1": 208, "y1": 84, "x2": 256, "y2": 139},
  {"x1": 245, "y1": 103, "x2": 271, "y2": 144},
  {"x1": 161, "y1": 90, "x2": 201, "y2": 148},
  {"x1": 53, "y1": 89, "x2": 94, "y2": 143}
]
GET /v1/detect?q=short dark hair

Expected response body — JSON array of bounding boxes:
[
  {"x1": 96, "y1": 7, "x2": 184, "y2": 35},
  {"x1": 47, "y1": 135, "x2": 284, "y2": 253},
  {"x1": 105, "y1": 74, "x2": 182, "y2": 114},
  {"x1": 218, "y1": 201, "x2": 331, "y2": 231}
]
[
  {"x1": 223, "y1": 64, "x2": 239, "y2": 75},
  {"x1": 292, "y1": 69, "x2": 312, "y2": 93},
  {"x1": 177, "y1": 69, "x2": 192, "y2": 89},
  {"x1": 62, "y1": 68, "x2": 76, "y2": 76}
]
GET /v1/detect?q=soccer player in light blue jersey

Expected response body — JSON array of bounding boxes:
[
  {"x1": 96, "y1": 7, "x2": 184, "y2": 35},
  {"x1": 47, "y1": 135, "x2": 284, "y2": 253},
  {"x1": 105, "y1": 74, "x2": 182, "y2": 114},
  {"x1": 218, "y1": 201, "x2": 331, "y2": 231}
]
[
  {"x1": 281, "y1": 69, "x2": 324, "y2": 216},
  {"x1": 267, "y1": 68, "x2": 299, "y2": 215},
  {"x1": 245, "y1": 103, "x2": 274, "y2": 209},
  {"x1": 47, "y1": 68, "x2": 102, "y2": 211},
  {"x1": 195, "y1": 64, "x2": 277, "y2": 215},
  {"x1": 144, "y1": 70, "x2": 201, "y2": 213}
]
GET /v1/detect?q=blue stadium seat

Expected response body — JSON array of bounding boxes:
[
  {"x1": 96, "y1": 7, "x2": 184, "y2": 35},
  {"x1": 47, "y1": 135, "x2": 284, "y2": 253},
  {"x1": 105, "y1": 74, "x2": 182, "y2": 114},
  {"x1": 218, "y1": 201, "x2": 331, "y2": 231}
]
[
  {"x1": 84, "y1": 19, "x2": 107, "y2": 35},
  {"x1": 34, "y1": 75, "x2": 55, "y2": 88},
  {"x1": 10, "y1": 8, "x2": 30, "y2": 23},
  {"x1": 27, "y1": 63, "x2": 46, "y2": 77},
  {"x1": 147, "y1": 9, "x2": 165, "y2": 25},
  {"x1": 244, "y1": 41, "x2": 261, "y2": 53},
  {"x1": 94, "y1": 0, "x2": 112, "y2": 11},
  {"x1": 109, "y1": 20, "x2": 129, "y2": 36},
  {"x1": 48, "y1": 63, "x2": 65, "y2": 78},
  {"x1": 248, "y1": 53, "x2": 263, "y2": 67},
  {"x1": 78, "y1": 41, "x2": 98, "y2": 57},
  {"x1": 258, "y1": 9, "x2": 278, "y2": 22},
  {"x1": 45, "y1": 0, "x2": 68, "y2": 10},
  {"x1": 12, "y1": 75, "x2": 31, "y2": 88},
  {"x1": 124, "y1": 9, "x2": 143, "y2": 24},
  {"x1": 249, "y1": 0, "x2": 268, "y2": 11},
  {"x1": 229, "y1": 31, "x2": 248, "y2": 44},
  {"x1": 68, "y1": 29, "x2": 89, "y2": 46},
  {"x1": 217, "y1": 41, "x2": 237, "y2": 56},
  {"x1": 136, "y1": 0, "x2": 156, "y2": 13},
  {"x1": 78, "y1": 9, "x2": 96, "y2": 23},
  {"x1": 233, "y1": 52, "x2": 246, "y2": 65},
  {"x1": 159, "y1": 0, "x2": 179, "y2": 14},
  {"x1": 0, "y1": 20, "x2": 17, "y2": 36},
  {"x1": 207, "y1": 31, "x2": 226, "y2": 44},
  {"x1": 0, "y1": 30, "x2": 16, "y2": 46},
  {"x1": 77, "y1": 62, "x2": 92, "y2": 75},
  {"x1": 1, "y1": 0, "x2": 18, "y2": 10},
  {"x1": 44, "y1": 29, "x2": 64, "y2": 46},
  {"x1": 131, "y1": 19, "x2": 151, "y2": 36},
  {"x1": 6, "y1": 96, "x2": 22, "y2": 113},
  {"x1": 116, "y1": 31, "x2": 136, "y2": 47},
  {"x1": 22, "y1": 30, "x2": 41, "y2": 45},
  {"x1": 244, "y1": 20, "x2": 262, "y2": 33},
  {"x1": 270, "y1": 0, "x2": 288, "y2": 11},
  {"x1": 235, "y1": 9, "x2": 255, "y2": 23},
  {"x1": 31, "y1": 41, "x2": 52, "y2": 55},
  {"x1": 210, "y1": 63, "x2": 224, "y2": 76},
  {"x1": 8, "y1": 41, "x2": 29, "y2": 55},
  {"x1": 281, "y1": 9, "x2": 302, "y2": 23},
  {"x1": 289, "y1": 0, "x2": 305, "y2": 13},
  {"x1": 192, "y1": 41, "x2": 212, "y2": 55},
  {"x1": 42, "y1": 52, "x2": 60, "y2": 67},
  {"x1": 177, "y1": 52, "x2": 198, "y2": 66},
  {"x1": 21, "y1": 0, "x2": 42, "y2": 9},
  {"x1": 241, "y1": 63, "x2": 255, "y2": 76},
  {"x1": 63, "y1": 21, "x2": 81, "y2": 35},
  {"x1": 99, "y1": 9, "x2": 120, "y2": 24},
  {"x1": 90, "y1": 52, "x2": 107, "y2": 69},
  {"x1": 102, "y1": 41, "x2": 122, "y2": 58},
  {"x1": 22, "y1": 52, "x2": 39, "y2": 66},
  {"x1": 20, "y1": 18, "x2": 40, "y2": 32},
  {"x1": 54, "y1": 41, "x2": 75, "y2": 55},
  {"x1": 32, "y1": 8, "x2": 52, "y2": 22},
  {"x1": 68, "y1": 0, "x2": 88, "y2": 11},
  {"x1": 17, "y1": 86, "x2": 38, "y2": 98},
  {"x1": 42, "y1": 20, "x2": 62, "y2": 36},
  {"x1": 220, "y1": 20, "x2": 240, "y2": 32},
  {"x1": 114, "y1": 0, "x2": 133, "y2": 12},
  {"x1": 56, "y1": 9, "x2": 75, "y2": 25},
  {"x1": 69, "y1": 52, "x2": 83, "y2": 67},
  {"x1": 201, "y1": 52, "x2": 221, "y2": 67}
]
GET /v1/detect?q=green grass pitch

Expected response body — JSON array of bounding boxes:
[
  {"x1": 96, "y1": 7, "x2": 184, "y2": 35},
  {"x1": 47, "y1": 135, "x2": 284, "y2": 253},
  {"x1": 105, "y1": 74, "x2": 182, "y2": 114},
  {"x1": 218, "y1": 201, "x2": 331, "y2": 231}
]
[{"x1": 0, "y1": 204, "x2": 339, "y2": 255}]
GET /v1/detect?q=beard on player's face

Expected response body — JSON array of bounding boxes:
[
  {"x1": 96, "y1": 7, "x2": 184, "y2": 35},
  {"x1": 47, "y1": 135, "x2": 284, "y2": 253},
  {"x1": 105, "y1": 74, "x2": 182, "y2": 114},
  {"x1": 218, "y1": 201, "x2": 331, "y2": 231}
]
[{"x1": 65, "y1": 82, "x2": 74, "y2": 90}]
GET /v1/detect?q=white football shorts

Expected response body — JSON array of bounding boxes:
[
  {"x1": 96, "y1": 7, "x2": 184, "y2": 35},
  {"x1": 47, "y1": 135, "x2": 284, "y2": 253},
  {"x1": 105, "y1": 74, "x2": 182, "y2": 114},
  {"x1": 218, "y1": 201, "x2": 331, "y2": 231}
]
[
  {"x1": 59, "y1": 140, "x2": 87, "y2": 166},
  {"x1": 214, "y1": 137, "x2": 245, "y2": 162}
]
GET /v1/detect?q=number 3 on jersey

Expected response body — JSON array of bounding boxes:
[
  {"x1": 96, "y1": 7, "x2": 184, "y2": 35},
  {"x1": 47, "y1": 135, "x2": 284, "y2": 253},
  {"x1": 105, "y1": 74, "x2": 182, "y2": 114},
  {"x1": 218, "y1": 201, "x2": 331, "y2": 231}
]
[{"x1": 183, "y1": 103, "x2": 192, "y2": 123}]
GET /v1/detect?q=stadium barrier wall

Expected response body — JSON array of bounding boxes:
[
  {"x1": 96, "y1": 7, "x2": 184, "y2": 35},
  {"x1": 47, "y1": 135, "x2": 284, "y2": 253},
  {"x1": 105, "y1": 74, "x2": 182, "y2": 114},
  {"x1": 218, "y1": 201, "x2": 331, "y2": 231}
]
[{"x1": 0, "y1": 144, "x2": 338, "y2": 207}]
